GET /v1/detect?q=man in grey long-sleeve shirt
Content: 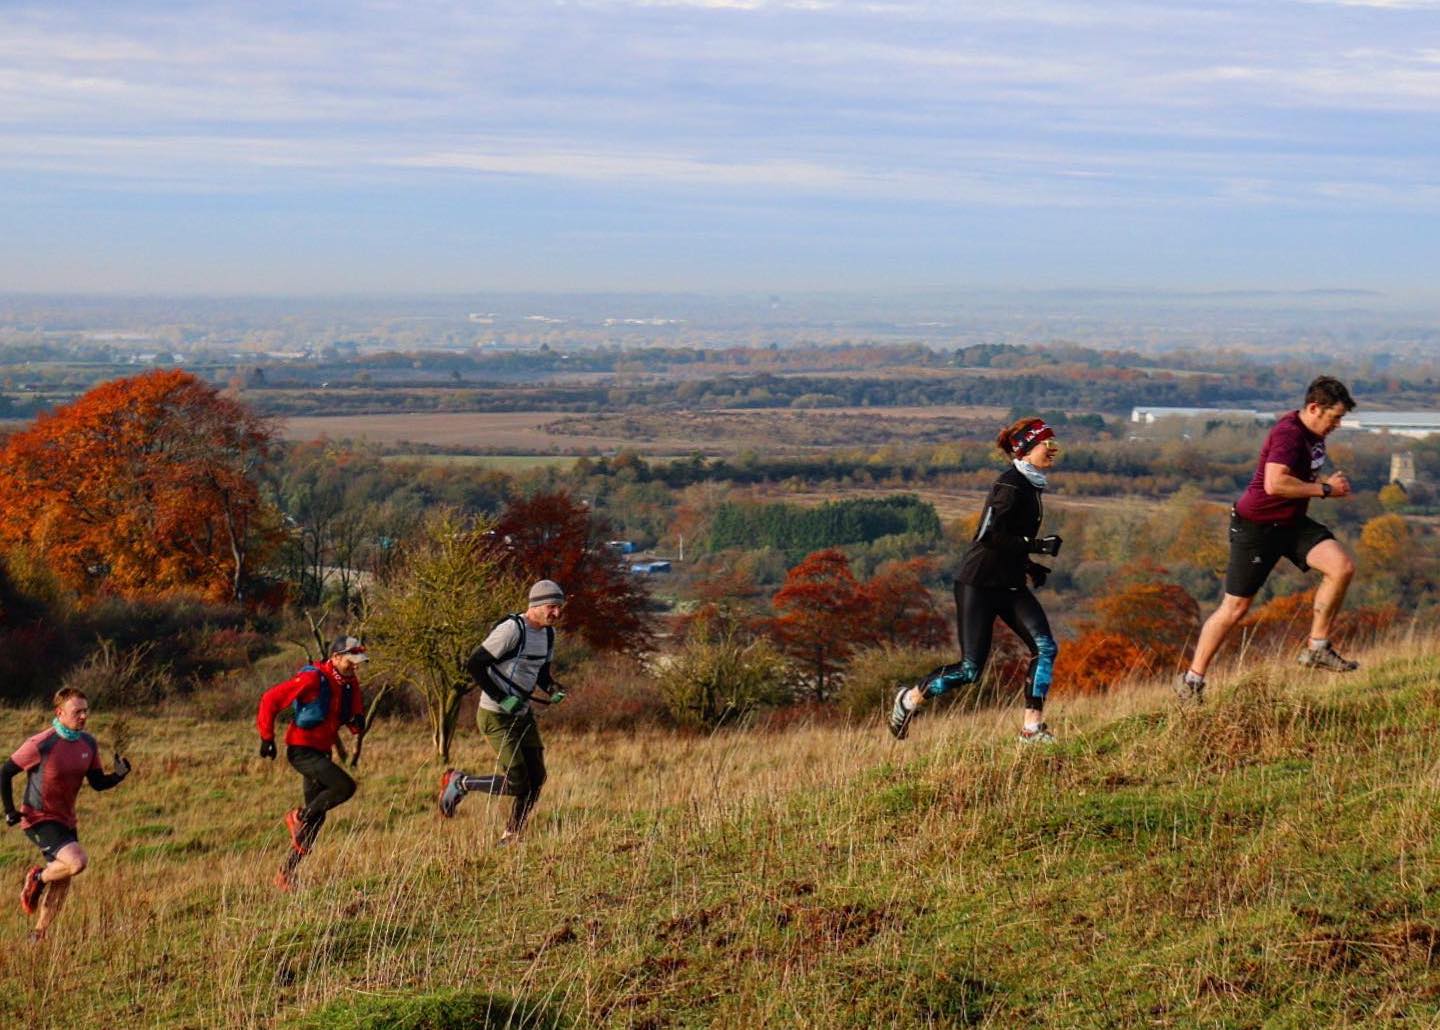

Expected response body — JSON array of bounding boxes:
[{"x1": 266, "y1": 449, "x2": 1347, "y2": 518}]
[{"x1": 437, "y1": 580, "x2": 566, "y2": 842}]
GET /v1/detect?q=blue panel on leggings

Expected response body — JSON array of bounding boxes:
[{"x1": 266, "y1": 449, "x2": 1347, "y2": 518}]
[{"x1": 1031, "y1": 636, "x2": 1058, "y2": 696}]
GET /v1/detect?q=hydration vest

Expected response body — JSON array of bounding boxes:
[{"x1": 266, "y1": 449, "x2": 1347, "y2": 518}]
[{"x1": 292, "y1": 665, "x2": 353, "y2": 729}]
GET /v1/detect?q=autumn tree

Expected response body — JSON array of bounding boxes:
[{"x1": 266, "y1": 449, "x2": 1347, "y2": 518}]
[
  {"x1": 860, "y1": 557, "x2": 949, "y2": 650},
  {"x1": 489, "y1": 491, "x2": 652, "y2": 653},
  {"x1": 364, "y1": 510, "x2": 524, "y2": 760},
  {"x1": 1357, "y1": 513, "x2": 1409, "y2": 574},
  {"x1": 0, "y1": 370, "x2": 279, "y2": 603},
  {"x1": 1378, "y1": 483, "x2": 1408, "y2": 513},
  {"x1": 1055, "y1": 568, "x2": 1200, "y2": 693},
  {"x1": 769, "y1": 548, "x2": 867, "y2": 700}
]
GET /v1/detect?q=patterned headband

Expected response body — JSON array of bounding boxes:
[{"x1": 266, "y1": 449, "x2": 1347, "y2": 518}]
[{"x1": 1011, "y1": 420, "x2": 1055, "y2": 456}]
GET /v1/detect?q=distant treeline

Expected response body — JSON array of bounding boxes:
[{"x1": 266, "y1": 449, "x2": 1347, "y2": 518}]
[
  {"x1": 243, "y1": 369, "x2": 1295, "y2": 418},
  {"x1": 708, "y1": 495, "x2": 941, "y2": 560}
]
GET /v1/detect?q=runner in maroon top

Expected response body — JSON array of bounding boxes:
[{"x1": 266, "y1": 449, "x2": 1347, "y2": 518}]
[
  {"x1": 1180, "y1": 376, "x2": 1359, "y2": 703},
  {"x1": 1, "y1": 688, "x2": 130, "y2": 941}
]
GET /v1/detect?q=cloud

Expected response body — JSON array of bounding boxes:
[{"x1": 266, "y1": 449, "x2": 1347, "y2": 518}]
[{"x1": 3, "y1": 0, "x2": 1440, "y2": 293}]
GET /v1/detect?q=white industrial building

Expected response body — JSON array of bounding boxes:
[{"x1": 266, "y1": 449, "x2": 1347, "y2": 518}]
[{"x1": 1129, "y1": 406, "x2": 1440, "y2": 439}]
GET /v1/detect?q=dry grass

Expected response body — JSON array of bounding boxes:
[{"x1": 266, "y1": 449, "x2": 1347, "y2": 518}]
[{"x1": 1, "y1": 633, "x2": 1439, "y2": 1026}]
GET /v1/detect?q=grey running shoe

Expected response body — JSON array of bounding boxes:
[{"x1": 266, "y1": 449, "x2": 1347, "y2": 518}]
[
  {"x1": 1018, "y1": 723, "x2": 1056, "y2": 744},
  {"x1": 438, "y1": 769, "x2": 466, "y2": 818},
  {"x1": 1297, "y1": 644, "x2": 1359, "y2": 673},
  {"x1": 1175, "y1": 673, "x2": 1205, "y2": 706},
  {"x1": 888, "y1": 686, "x2": 918, "y2": 740}
]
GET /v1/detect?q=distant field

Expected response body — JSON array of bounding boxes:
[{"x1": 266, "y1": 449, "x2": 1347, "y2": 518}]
[
  {"x1": 280, "y1": 405, "x2": 1013, "y2": 455},
  {"x1": 378, "y1": 453, "x2": 582, "y2": 470},
  {"x1": 278, "y1": 411, "x2": 640, "y2": 451}
]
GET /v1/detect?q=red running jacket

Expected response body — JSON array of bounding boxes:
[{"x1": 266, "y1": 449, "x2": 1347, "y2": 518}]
[{"x1": 256, "y1": 659, "x2": 364, "y2": 752}]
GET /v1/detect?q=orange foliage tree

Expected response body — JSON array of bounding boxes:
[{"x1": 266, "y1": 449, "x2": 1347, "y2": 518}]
[
  {"x1": 1238, "y1": 587, "x2": 1400, "y2": 658},
  {"x1": 1055, "y1": 571, "x2": 1200, "y2": 694},
  {"x1": 1357, "y1": 513, "x2": 1408, "y2": 573},
  {"x1": 0, "y1": 370, "x2": 279, "y2": 603},
  {"x1": 770, "y1": 549, "x2": 949, "y2": 700}
]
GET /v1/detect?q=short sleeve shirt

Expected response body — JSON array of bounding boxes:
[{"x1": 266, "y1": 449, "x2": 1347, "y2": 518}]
[
  {"x1": 10, "y1": 728, "x2": 101, "y2": 830},
  {"x1": 477, "y1": 617, "x2": 552, "y2": 714},
  {"x1": 1235, "y1": 411, "x2": 1325, "y2": 524}
]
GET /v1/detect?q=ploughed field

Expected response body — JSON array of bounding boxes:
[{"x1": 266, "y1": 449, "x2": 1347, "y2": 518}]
[
  {"x1": 277, "y1": 406, "x2": 1008, "y2": 455},
  {"x1": 4, "y1": 638, "x2": 1440, "y2": 1027}
]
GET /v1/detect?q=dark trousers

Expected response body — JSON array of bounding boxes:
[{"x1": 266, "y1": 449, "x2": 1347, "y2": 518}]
[
  {"x1": 460, "y1": 709, "x2": 547, "y2": 834},
  {"x1": 922, "y1": 582, "x2": 1059, "y2": 710},
  {"x1": 287, "y1": 745, "x2": 356, "y2": 852}
]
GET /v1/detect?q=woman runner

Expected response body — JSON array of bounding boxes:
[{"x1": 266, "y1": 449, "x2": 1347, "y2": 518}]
[{"x1": 889, "y1": 416, "x2": 1064, "y2": 743}]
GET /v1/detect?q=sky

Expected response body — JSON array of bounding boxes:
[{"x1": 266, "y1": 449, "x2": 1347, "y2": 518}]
[{"x1": 2, "y1": 0, "x2": 1439, "y2": 296}]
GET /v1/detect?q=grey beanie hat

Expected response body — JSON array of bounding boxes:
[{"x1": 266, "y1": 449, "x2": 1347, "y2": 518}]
[{"x1": 528, "y1": 579, "x2": 566, "y2": 606}]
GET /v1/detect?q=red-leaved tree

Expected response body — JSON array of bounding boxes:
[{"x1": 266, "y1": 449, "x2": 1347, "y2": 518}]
[
  {"x1": 489, "y1": 491, "x2": 652, "y2": 653},
  {"x1": 859, "y1": 557, "x2": 950, "y2": 650},
  {"x1": 0, "y1": 370, "x2": 279, "y2": 603},
  {"x1": 769, "y1": 549, "x2": 867, "y2": 700}
]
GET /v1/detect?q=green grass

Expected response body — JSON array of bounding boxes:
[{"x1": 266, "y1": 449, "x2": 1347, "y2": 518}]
[{"x1": 3, "y1": 640, "x2": 1440, "y2": 1026}]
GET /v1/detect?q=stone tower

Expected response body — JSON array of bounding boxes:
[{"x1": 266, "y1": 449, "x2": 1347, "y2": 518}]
[{"x1": 1390, "y1": 451, "x2": 1417, "y2": 488}]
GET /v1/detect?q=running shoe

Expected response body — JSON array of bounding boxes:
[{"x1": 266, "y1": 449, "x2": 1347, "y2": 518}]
[
  {"x1": 19, "y1": 866, "x2": 44, "y2": 916},
  {"x1": 284, "y1": 808, "x2": 309, "y2": 855},
  {"x1": 1297, "y1": 644, "x2": 1359, "y2": 673},
  {"x1": 438, "y1": 769, "x2": 466, "y2": 818},
  {"x1": 888, "y1": 686, "x2": 918, "y2": 740},
  {"x1": 1018, "y1": 723, "x2": 1056, "y2": 745},
  {"x1": 1175, "y1": 673, "x2": 1205, "y2": 706}
]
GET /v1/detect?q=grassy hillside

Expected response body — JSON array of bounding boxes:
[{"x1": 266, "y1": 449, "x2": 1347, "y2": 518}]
[{"x1": 3, "y1": 635, "x2": 1440, "y2": 1028}]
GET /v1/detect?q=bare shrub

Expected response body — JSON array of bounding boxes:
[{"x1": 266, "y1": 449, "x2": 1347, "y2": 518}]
[
  {"x1": 654, "y1": 628, "x2": 793, "y2": 730},
  {"x1": 63, "y1": 639, "x2": 170, "y2": 708},
  {"x1": 835, "y1": 644, "x2": 954, "y2": 722},
  {"x1": 543, "y1": 652, "x2": 667, "y2": 732}
]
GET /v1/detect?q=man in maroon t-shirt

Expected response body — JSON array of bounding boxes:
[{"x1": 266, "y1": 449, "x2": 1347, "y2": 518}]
[
  {"x1": 1179, "y1": 376, "x2": 1359, "y2": 703},
  {"x1": 1, "y1": 687, "x2": 130, "y2": 941}
]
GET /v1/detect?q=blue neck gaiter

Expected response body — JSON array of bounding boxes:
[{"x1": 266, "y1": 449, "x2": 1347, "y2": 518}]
[{"x1": 52, "y1": 717, "x2": 81, "y2": 742}]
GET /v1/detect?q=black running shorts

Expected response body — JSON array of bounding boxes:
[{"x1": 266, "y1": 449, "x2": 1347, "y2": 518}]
[
  {"x1": 1224, "y1": 509, "x2": 1335, "y2": 599},
  {"x1": 24, "y1": 820, "x2": 79, "y2": 862}
]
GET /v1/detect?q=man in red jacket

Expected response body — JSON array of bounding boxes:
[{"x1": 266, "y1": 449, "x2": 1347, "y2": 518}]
[{"x1": 257, "y1": 636, "x2": 367, "y2": 890}]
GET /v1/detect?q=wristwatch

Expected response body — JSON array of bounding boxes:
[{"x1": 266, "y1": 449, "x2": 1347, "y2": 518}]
[{"x1": 1321, "y1": 482, "x2": 1333, "y2": 498}]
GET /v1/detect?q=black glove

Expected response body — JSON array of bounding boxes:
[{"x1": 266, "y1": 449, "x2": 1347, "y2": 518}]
[
  {"x1": 1027, "y1": 562, "x2": 1050, "y2": 589},
  {"x1": 349, "y1": 714, "x2": 366, "y2": 734},
  {"x1": 259, "y1": 739, "x2": 277, "y2": 760},
  {"x1": 1030, "y1": 535, "x2": 1062, "y2": 557},
  {"x1": 113, "y1": 754, "x2": 131, "y2": 781},
  {"x1": 4, "y1": 810, "x2": 18, "y2": 827}
]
